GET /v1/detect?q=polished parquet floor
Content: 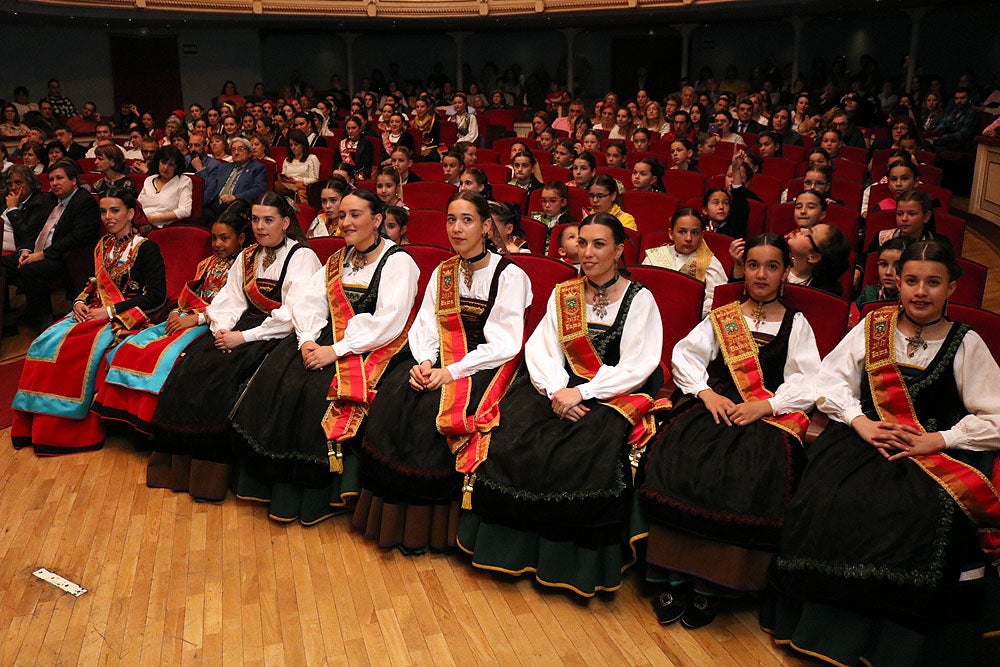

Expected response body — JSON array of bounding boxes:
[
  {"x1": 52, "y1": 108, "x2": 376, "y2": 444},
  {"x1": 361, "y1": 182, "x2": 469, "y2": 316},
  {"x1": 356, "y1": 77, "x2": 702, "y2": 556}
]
[{"x1": 0, "y1": 213, "x2": 997, "y2": 666}]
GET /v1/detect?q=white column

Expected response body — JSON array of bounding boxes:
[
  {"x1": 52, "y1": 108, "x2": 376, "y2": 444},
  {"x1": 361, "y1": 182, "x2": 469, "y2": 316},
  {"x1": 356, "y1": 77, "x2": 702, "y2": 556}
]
[
  {"x1": 904, "y1": 8, "x2": 928, "y2": 93},
  {"x1": 341, "y1": 33, "x2": 357, "y2": 95},
  {"x1": 673, "y1": 24, "x2": 697, "y2": 80},
  {"x1": 449, "y1": 32, "x2": 471, "y2": 92},
  {"x1": 562, "y1": 28, "x2": 578, "y2": 95},
  {"x1": 788, "y1": 17, "x2": 806, "y2": 84}
]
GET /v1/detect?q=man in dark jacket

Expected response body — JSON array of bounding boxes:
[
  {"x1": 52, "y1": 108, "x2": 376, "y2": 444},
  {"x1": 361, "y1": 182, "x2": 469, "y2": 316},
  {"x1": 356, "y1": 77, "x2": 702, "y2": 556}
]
[{"x1": 1, "y1": 159, "x2": 100, "y2": 332}]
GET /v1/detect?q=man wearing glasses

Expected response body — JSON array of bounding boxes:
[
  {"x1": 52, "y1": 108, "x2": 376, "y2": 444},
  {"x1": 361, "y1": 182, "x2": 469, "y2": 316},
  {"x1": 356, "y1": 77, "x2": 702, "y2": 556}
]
[{"x1": 199, "y1": 137, "x2": 267, "y2": 219}]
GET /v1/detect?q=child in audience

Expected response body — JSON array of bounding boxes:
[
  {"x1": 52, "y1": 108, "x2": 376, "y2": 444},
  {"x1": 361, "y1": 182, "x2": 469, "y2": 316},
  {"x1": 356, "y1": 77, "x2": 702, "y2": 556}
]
[
  {"x1": 555, "y1": 224, "x2": 580, "y2": 269},
  {"x1": 375, "y1": 166, "x2": 406, "y2": 208},
  {"x1": 390, "y1": 146, "x2": 421, "y2": 184},
  {"x1": 553, "y1": 140, "x2": 577, "y2": 169},
  {"x1": 441, "y1": 150, "x2": 463, "y2": 186},
  {"x1": 586, "y1": 174, "x2": 636, "y2": 230},
  {"x1": 605, "y1": 140, "x2": 627, "y2": 169},
  {"x1": 854, "y1": 236, "x2": 911, "y2": 311},
  {"x1": 459, "y1": 167, "x2": 494, "y2": 200},
  {"x1": 867, "y1": 189, "x2": 945, "y2": 252},
  {"x1": 631, "y1": 157, "x2": 666, "y2": 192},
  {"x1": 530, "y1": 181, "x2": 576, "y2": 229},
  {"x1": 631, "y1": 128, "x2": 652, "y2": 154},
  {"x1": 643, "y1": 207, "x2": 727, "y2": 317},
  {"x1": 508, "y1": 149, "x2": 543, "y2": 193},
  {"x1": 490, "y1": 201, "x2": 531, "y2": 253},
  {"x1": 791, "y1": 189, "x2": 827, "y2": 229},
  {"x1": 383, "y1": 205, "x2": 410, "y2": 245},
  {"x1": 307, "y1": 176, "x2": 349, "y2": 237},
  {"x1": 569, "y1": 151, "x2": 597, "y2": 189},
  {"x1": 670, "y1": 138, "x2": 697, "y2": 171},
  {"x1": 453, "y1": 141, "x2": 478, "y2": 168}
]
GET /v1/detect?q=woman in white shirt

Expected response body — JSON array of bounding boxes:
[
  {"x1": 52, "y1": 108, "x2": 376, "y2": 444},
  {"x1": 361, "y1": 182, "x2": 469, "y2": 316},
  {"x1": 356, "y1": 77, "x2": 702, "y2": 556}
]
[
  {"x1": 152, "y1": 192, "x2": 321, "y2": 502},
  {"x1": 638, "y1": 233, "x2": 820, "y2": 628},
  {"x1": 353, "y1": 191, "x2": 532, "y2": 554},
  {"x1": 769, "y1": 240, "x2": 1000, "y2": 667},
  {"x1": 276, "y1": 129, "x2": 320, "y2": 205},
  {"x1": 137, "y1": 145, "x2": 193, "y2": 228},
  {"x1": 458, "y1": 213, "x2": 664, "y2": 597},
  {"x1": 231, "y1": 189, "x2": 419, "y2": 525}
]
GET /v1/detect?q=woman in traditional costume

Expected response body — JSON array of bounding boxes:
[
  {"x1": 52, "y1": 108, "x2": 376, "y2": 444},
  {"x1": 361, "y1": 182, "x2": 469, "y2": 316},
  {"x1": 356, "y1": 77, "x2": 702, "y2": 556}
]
[
  {"x1": 638, "y1": 233, "x2": 821, "y2": 628},
  {"x1": 457, "y1": 213, "x2": 666, "y2": 596},
  {"x1": 12, "y1": 187, "x2": 166, "y2": 454},
  {"x1": 352, "y1": 191, "x2": 531, "y2": 553},
  {"x1": 150, "y1": 192, "x2": 321, "y2": 501},
  {"x1": 94, "y1": 202, "x2": 251, "y2": 481},
  {"x1": 767, "y1": 240, "x2": 1000, "y2": 666},
  {"x1": 231, "y1": 189, "x2": 419, "y2": 525}
]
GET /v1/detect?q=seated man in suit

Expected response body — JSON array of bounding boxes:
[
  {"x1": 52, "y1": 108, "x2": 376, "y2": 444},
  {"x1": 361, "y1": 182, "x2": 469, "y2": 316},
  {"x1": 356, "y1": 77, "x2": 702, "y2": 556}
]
[
  {"x1": 1, "y1": 159, "x2": 100, "y2": 334},
  {"x1": 733, "y1": 99, "x2": 766, "y2": 135},
  {"x1": 199, "y1": 136, "x2": 268, "y2": 219}
]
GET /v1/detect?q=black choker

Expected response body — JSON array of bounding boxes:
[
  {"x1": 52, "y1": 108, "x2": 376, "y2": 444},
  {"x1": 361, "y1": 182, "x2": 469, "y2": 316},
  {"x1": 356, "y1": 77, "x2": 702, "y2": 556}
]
[
  {"x1": 588, "y1": 273, "x2": 619, "y2": 320},
  {"x1": 902, "y1": 310, "x2": 944, "y2": 358},
  {"x1": 459, "y1": 248, "x2": 490, "y2": 289},
  {"x1": 350, "y1": 237, "x2": 382, "y2": 271},
  {"x1": 748, "y1": 295, "x2": 780, "y2": 328}
]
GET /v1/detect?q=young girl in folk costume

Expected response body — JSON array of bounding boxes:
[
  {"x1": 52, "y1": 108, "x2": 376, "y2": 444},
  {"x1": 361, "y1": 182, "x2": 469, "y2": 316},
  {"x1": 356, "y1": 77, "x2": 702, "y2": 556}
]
[
  {"x1": 379, "y1": 112, "x2": 414, "y2": 166},
  {"x1": 352, "y1": 191, "x2": 532, "y2": 553},
  {"x1": 638, "y1": 234, "x2": 821, "y2": 629},
  {"x1": 12, "y1": 187, "x2": 167, "y2": 455},
  {"x1": 768, "y1": 240, "x2": 1000, "y2": 666},
  {"x1": 338, "y1": 116, "x2": 375, "y2": 179},
  {"x1": 643, "y1": 208, "x2": 728, "y2": 318},
  {"x1": 306, "y1": 176, "x2": 350, "y2": 238},
  {"x1": 231, "y1": 190, "x2": 420, "y2": 525},
  {"x1": 410, "y1": 96, "x2": 441, "y2": 162},
  {"x1": 457, "y1": 213, "x2": 666, "y2": 596},
  {"x1": 374, "y1": 166, "x2": 406, "y2": 209},
  {"x1": 150, "y1": 192, "x2": 322, "y2": 501},
  {"x1": 97, "y1": 201, "x2": 251, "y2": 438}
]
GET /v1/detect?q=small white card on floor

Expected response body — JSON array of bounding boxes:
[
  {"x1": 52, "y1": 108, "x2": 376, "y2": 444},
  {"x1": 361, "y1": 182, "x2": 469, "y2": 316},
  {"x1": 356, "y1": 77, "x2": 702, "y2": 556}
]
[{"x1": 33, "y1": 568, "x2": 88, "y2": 597}]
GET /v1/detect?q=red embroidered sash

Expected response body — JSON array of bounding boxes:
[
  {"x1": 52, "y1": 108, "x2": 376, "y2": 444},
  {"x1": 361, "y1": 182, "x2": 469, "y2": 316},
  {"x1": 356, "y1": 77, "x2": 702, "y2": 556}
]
[
  {"x1": 433, "y1": 256, "x2": 521, "y2": 506},
  {"x1": 319, "y1": 249, "x2": 413, "y2": 472},
  {"x1": 242, "y1": 243, "x2": 283, "y2": 313},
  {"x1": 177, "y1": 255, "x2": 231, "y2": 314},
  {"x1": 709, "y1": 301, "x2": 810, "y2": 442},
  {"x1": 864, "y1": 306, "x2": 1000, "y2": 572},
  {"x1": 92, "y1": 236, "x2": 149, "y2": 332},
  {"x1": 554, "y1": 278, "x2": 672, "y2": 474}
]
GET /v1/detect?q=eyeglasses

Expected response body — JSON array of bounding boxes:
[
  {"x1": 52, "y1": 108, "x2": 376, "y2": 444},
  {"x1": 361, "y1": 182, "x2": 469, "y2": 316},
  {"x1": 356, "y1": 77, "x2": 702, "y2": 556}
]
[
  {"x1": 588, "y1": 192, "x2": 612, "y2": 200},
  {"x1": 802, "y1": 180, "x2": 827, "y2": 188},
  {"x1": 799, "y1": 227, "x2": 821, "y2": 253}
]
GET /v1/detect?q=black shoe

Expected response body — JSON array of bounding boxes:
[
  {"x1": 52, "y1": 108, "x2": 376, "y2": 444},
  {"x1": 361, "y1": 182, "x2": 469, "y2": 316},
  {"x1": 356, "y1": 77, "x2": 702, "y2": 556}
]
[
  {"x1": 652, "y1": 590, "x2": 688, "y2": 625},
  {"x1": 681, "y1": 594, "x2": 717, "y2": 629}
]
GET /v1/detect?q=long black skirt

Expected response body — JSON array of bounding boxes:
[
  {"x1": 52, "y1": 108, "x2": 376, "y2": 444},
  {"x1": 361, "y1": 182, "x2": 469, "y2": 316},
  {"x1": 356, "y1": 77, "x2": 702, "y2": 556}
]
[
  {"x1": 775, "y1": 420, "x2": 989, "y2": 622},
  {"x1": 638, "y1": 389, "x2": 804, "y2": 552},
  {"x1": 472, "y1": 375, "x2": 633, "y2": 536},
  {"x1": 358, "y1": 361, "x2": 499, "y2": 503},
  {"x1": 152, "y1": 310, "x2": 280, "y2": 461}
]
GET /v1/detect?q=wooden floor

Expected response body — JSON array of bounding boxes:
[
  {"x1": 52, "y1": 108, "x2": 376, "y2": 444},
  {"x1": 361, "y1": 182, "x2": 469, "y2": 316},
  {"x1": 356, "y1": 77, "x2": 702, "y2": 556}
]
[{"x1": 0, "y1": 212, "x2": 996, "y2": 666}]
